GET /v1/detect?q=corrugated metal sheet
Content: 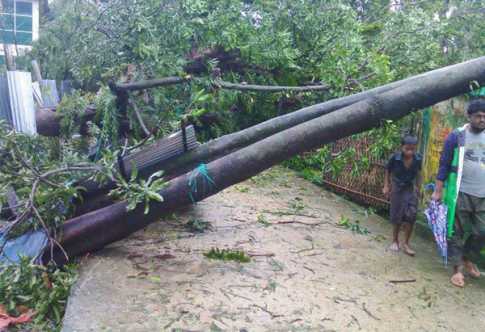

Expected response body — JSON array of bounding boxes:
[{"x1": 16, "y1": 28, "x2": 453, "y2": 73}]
[
  {"x1": 7, "y1": 71, "x2": 37, "y2": 135},
  {"x1": 0, "y1": 75, "x2": 13, "y2": 124},
  {"x1": 122, "y1": 125, "x2": 198, "y2": 174}
]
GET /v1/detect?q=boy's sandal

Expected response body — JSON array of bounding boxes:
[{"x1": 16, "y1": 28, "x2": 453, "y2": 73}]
[
  {"x1": 464, "y1": 264, "x2": 481, "y2": 278},
  {"x1": 402, "y1": 245, "x2": 416, "y2": 257},
  {"x1": 388, "y1": 243, "x2": 400, "y2": 252}
]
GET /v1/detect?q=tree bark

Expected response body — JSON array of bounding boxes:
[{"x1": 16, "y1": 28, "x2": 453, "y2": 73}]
[{"x1": 50, "y1": 56, "x2": 485, "y2": 264}]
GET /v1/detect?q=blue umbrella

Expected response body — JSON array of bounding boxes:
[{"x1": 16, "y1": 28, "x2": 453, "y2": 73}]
[{"x1": 424, "y1": 200, "x2": 448, "y2": 265}]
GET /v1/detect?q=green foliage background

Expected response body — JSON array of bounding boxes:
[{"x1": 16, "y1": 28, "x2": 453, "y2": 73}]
[{"x1": 30, "y1": 0, "x2": 485, "y2": 151}]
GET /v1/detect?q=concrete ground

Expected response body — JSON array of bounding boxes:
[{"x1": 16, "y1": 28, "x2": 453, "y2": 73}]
[{"x1": 62, "y1": 167, "x2": 485, "y2": 332}]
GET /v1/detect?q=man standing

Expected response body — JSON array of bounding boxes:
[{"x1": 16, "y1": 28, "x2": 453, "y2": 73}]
[{"x1": 433, "y1": 99, "x2": 485, "y2": 287}]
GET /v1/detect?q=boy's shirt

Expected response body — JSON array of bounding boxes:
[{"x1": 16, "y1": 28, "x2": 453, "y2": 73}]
[{"x1": 386, "y1": 152, "x2": 422, "y2": 188}]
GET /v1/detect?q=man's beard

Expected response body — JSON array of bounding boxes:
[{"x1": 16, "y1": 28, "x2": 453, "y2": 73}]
[{"x1": 470, "y1": 124, "x2": 485, "y2": 133}]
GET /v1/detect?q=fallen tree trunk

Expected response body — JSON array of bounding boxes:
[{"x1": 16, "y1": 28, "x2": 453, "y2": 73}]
[
  {"x1": 77, "y1": 58, "x2": 484, "y2": 209},
  {"x1": 51, "y1": 56, "x2": 485, "y2": 264}
]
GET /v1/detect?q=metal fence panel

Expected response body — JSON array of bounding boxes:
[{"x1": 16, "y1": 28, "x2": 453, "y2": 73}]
[
  {"x1": 7, "y1": 71, "x2": 37, "y2": 135},
  {"x1": 322, "y1": 135, "x2": 392, "y2": 209}
]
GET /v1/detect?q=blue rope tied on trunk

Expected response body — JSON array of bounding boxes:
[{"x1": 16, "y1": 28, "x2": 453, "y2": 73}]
[{"x1": 188, "y1": 164, "x2": 215, "y2": 203}]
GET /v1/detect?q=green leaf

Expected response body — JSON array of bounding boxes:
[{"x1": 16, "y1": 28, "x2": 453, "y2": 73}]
[
  {"x1": 127, "y1": 200, "x2": 138, "y2": 211},
  {"x1": 147, "y1": 170, "x2": 164, "y2": 185},
  {"x1": 147, "y1": 191, "x2": 164, "y2": 202},
  {"x1": 130, "y1": 162, "x2": 139, "y2": 182}
]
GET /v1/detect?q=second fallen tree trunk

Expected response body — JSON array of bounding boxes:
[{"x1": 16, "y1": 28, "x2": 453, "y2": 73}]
[
  {"x1": 50, "y1": 56, "x2": 485, "y2": 264},
  {"x1": 77, "y1": 57, "x2": 484, "y2": 209}
]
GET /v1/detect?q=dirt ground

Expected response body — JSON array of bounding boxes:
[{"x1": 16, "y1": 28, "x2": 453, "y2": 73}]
[{"x1": 62, "y1": 167, "x2": 485, "y2": 332}]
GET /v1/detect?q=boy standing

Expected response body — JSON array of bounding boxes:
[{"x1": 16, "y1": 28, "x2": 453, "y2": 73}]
[{"x1": 383, "y1": 135, "x2": 422, "y2": 256}]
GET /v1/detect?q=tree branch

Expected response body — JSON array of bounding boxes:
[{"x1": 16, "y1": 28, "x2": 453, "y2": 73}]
[
  {"x1": 0, "y1": 161, "x2": 104, "y2": 257},
  {"x1": 213, "y1": 80, "x2": 329, "y2": 92},
  {"x1": 128, "y1": 99, "x2": 151, "y2": 137},
  {"x1": 115, "y1": 75, "x2": 329, "y2": 93},
  {"x1": 115, "y1": 76, "x2": 191, "y2": 92}
]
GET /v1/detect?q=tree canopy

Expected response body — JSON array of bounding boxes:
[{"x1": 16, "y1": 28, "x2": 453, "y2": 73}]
[{"x1": 29, "y1": 0, "x2": 484, "y2": 136}]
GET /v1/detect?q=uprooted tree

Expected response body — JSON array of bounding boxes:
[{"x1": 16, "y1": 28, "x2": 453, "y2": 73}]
[
  {"x1": 49, "y1": 56, "x2": 485, "y2": 263},
  {"x1": 1, "y1": 0, "x2": 483, "y2": 260},
  {"x1": 11, "y1": 55, "x2": 485, "y2": 264},
  {"x1": 1, "y1": 1, "x2": 485, "y2": 330},
  {"x1": 0, "y1": 0, "x2": 483, "y2": 258}
]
